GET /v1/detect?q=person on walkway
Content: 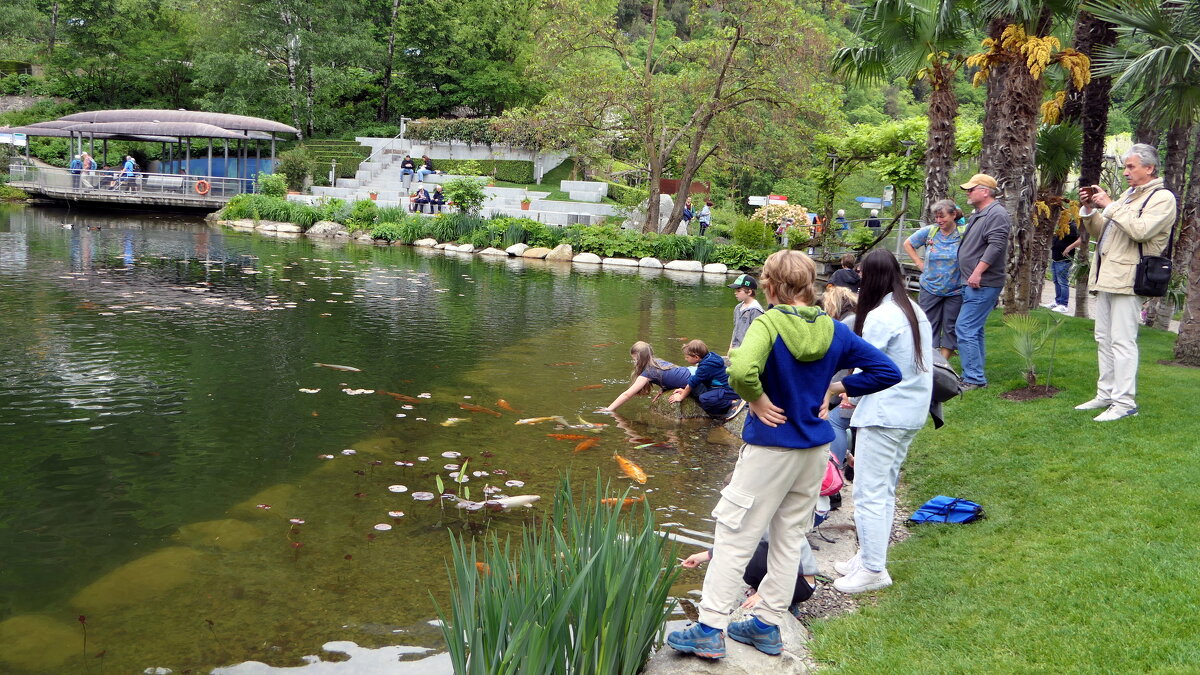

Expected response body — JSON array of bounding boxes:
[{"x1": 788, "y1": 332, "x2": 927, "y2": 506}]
[
  {"x1": 954, "y1": 173, "x2": 1010, "y2": 390},
  {"x1": 1043, "y1": 221, "x2": 1080, "y2": 313},
  {"x1": 698, "y1": 200, "x2": 712, "y2": 236},
  {"x1": 416, "y1": 155, "x2": 436, "y2": 182},
  {"x1": 81, "y1": 152, "x2": 96, "y2": 189},
  {"x1": 904, "y1": 199, "x2": 966, "y2": 359},
  {"x1": 678, "y1": 197, "x2": 695, "y2": 235},
  {"x1": 669, "y1": 340, "x2": 740, "y2": 418},
  {"x1": 430, "y1": 185, "x2": 447, "y2": 213},
  {"x1": 865, "y1": 209, "x2": 881, "y2": 229},
  {"x1": 1075, "y1": 143, "x2": 1177, "y2": 422},
  {"x1": 728, "y1": 274, "x2": 765, "y2": 351},
  {"x1": 69, "y1": 155, "x2": 83, "y2": 190},
  {"x1": 601, "y1": 342, "x2": 694, "y2": 413},
  {"x1": 836, "y1": 209, "x2": 849, "y2": 230},
  {"x1": 666, "y1": 250, "x2": 900, "y2": 661},
  {"x1": 118, "y1": 156, "x2": 136, "y2": 191},
  {"x1": 831, "y1": 249, "x2": 932, "y2": 594}
]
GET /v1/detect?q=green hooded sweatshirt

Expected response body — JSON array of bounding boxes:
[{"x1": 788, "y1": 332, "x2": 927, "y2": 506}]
[{"x1": 727, "y1": 305, "x2": 834, "y2": 402}]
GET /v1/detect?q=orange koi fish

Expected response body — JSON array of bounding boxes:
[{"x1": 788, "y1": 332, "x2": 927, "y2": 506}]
[
  {"x1": 378, "y1": 391, "x2": 420, "y2": 403},
  {"x1": 600, "y1": 495, "x2": 644, "y2": 507},
  {"x1": 459, "y1": 402, "x2": 501, "y2": 417},
  {"x1": 591, "y1": 341, "x2": 616, "y2": 347},
  {"x1": 547, "y1": 434, "x2": 589, "y2": 441},
  {"x1": 614, "y1": 454, "x2": 647, "y2": 484},
  {"x1": 476, "y1": 561, "x2": 490, "y2": 575},
  {"x1": 547, "y1": 361, "x2": 581, "y2": 367},
  {"x1": 574, "y1": 438, "x2": 599, "y2": 453},
  {"x1": 496, "y1": 399, "x2": 521, "y2": 414},
  {"x1": 573, "y1": 384, "x2": 604, "y2": 391}
]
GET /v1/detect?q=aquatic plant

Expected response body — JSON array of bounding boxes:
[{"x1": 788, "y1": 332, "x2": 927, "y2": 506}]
[{"x1": 438, "y1": 476, "x2": 679, "y2": 675}]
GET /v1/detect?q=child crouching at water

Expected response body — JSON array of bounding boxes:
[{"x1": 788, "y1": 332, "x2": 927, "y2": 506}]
[
  {"x1": 669, "y1": 340, "x2": 742, "y2": 419},
  {"x1": 666, "y1": 250, "x2": 900, "y2": 661},
  {"x1": 600, "y1": 342, "x2": 693, "y2": 413}
]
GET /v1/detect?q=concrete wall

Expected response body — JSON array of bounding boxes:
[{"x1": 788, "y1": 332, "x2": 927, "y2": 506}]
[{"x1": 354, "y1": 137, "x2": 569, "y2": 184}]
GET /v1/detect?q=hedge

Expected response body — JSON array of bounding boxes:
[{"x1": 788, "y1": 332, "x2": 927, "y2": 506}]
[
  {"x1": 607, "y1": 183, "x2": 649, "y2": 207},
  {"x1": 437, "y1": 159, "x2": 535, "y2": 184}
]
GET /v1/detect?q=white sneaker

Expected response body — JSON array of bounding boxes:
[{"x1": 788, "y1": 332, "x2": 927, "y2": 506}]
[
  {"x1": 1074, "y1": 398, "x2": 1111, "y2": 410},
  {"x1": 1041, "y1": 302, "x2": 1056, "y2": 309},
  {"x1": 833, "y1": 568, "x2": 893, "y2": 594},
  {"x1": 834, "y1": 553, "x2": 862, "y2": 576},
  {"x1": 1052, "y1": 305, "x2": 1069, "y2": 314},
  {"x1": 1094, "y1": 406, "x2": 1138, "y2": 422}
]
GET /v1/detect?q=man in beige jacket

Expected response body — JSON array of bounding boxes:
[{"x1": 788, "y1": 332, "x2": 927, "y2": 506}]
[{"x1": 1076, "y1": 143, "x2": 1177, "y2": 421}]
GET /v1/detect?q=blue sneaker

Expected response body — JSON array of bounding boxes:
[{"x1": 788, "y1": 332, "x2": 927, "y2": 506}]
[
  {"x1": 727, "y1": 617, "x2": 783, "y2": 655},
  {"x1": 666, "y1": 623, "x2": 726, "y2": 659}
]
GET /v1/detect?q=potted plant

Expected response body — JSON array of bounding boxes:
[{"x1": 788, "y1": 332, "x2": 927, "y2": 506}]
[
  {"x1": 520, "y1": 194, "x2": 531, "y2": 211},
  {"x1": 368, "y1": 191, "x2": 378, "y2": 201}
]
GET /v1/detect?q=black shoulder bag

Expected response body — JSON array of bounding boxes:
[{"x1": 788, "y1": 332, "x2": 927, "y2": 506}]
[{"x1": 1132, "y1": 188, "x2": 1174, "y2": 297}]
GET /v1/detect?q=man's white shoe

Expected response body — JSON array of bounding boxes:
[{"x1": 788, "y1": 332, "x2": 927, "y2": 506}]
[
  {"x1": 1041, "y1": 302, "x2": 1057, "y2": 309},
  {"x1": 1094, "y1": 406, "x2": 1138, "y2": 422},
  {"x1": 833, "y1": 568, "x2": 893, "y2": 594},
  {"x1": 1074, "y1": 398, "x2": 1111, "y2": 410},
  {"x1": 834, "y1": 553, "x2": 862, "y2": 576},
  {"x1": 1052, "y1": 305, "x2": 1069, "y2": 313}
]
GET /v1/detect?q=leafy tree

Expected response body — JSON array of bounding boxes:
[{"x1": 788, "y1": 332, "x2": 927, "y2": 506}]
[{"x1": 834, "y1": 0, "x2": 976, "y2": 221}]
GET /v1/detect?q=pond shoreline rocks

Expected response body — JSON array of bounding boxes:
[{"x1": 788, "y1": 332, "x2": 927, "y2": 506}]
[{"x1": 213, "y1": 218, "x2": 744, "y2": 278}]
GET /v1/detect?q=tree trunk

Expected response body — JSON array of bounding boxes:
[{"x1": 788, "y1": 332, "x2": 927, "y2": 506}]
[
  {"x1": 1133, "y1": 118, "x2": 1160, "y2": 147},
  {"x1": 981, "y1": 20, "x2": 1043, "y2": 314},
  {"x1": 47, "y1": 1, "x2": 59, "y2": 58},
  {"x1": 306, "y1": 64, "x2": 316, "y2": 139},
  {"x1": 644, "y1": 157, "x2": 663, "y2": 234},
  {"x1": 1072, "y1": 13, "x2": 1116, "y2": 318},
  {"x1": 378, "y1": 0, "x2": 401, "y2": 122},
  {"x1": 921, "y1": 65, "x2": 958, "y2": 223},
  {"x1": 1175, "y1": 241, "x2": 1200, "y2": 364}
]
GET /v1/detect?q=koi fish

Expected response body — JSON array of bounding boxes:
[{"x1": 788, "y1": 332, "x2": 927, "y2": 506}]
[
  {"x1": 484, "y1": 495, "x2": 541, "y2": 509},
  {"x1": 476, "y1": 561, "x2": 491, "y2": 575},
  {"x1": 573, "y1": 384, "x2": 604, "y2": 391},
  {"x1": 459, "y1": 402, "x2": 501, "y2": 417},
  {"x1": 547, "y1": 434, "x2": 589, "y2": 441},
  {"x1": 440, "y1": 417, "x2": 467, "y2": 427},
  {"x1": 515, "y1": 416, "x2": 561, "y2": 425},
  {"x1": 561, "y1": 416, "x2": 608, "y2": 430},
  {"x1": 496, "y1": 399, "x2": 521, "y2": 413},
  {"x1": 314, "y1": 362, "x2": 361, "y2": 372},
  {"x1": 591, "y1": 341, "x2": 616, "y2": 347},
  {"x1": 378, "y1": 391, "x2": 420, "y2": 403},
  {"x1": 634, "y1": 442, "x2": 672, "y2": 449},
  {"x1": 600, "y1": 495, "x2": 644, "y2": 507},
  {"x1": 574, "y1": 438, "x2": 599, "y2": 453},
  {"x1": 615, "y1": 454, "x2": 647, "y2": 484},
  {"x1": 547, "y1": 361, "x2": 581, "y2": 367}
]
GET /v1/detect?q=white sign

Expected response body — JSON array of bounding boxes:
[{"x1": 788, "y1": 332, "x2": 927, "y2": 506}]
[
  {"x1": 13, "y1": 133, "x2": 26, "y2": 147},
  {"x1": 0, "y1": 133, "x2": 11, "y2": 145}
]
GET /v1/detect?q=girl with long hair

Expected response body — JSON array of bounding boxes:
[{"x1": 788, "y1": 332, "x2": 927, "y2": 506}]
[
  {"x1": 601, "y1": 341, "x2": 693, "y2": 412},
  {"x1": 829, "y1": 249, "x2": 933, "y2": 594}
]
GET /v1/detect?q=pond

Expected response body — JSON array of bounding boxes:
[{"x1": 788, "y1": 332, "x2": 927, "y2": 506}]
[{"x1": 0, "y1": 205, "x2": 744, "y2": 673}]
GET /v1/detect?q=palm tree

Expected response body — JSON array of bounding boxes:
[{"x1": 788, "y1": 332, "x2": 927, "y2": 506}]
[
  {"x1": 1086, "y1": 0, "x2": 1200, "y2": 362},
  {"x1": 832, "y1": 0, "x2": 975, "y2": 222},
  {"x1": 970, "y1": 0, "x2": 1083, "y2": 312}
]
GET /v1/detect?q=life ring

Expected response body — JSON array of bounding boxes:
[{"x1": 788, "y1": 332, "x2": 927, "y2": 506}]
[{"x1": 195, "y1": 180, "x2": 211, "y2": 195}]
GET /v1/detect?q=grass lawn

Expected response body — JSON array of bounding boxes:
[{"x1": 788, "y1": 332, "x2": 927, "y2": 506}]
[
  {"x1": 491, "y1": 159, "x2": 625, "y2": 206},
  {"x1": 809, "y1": 307, "x2": 1200, "y2": 672}
]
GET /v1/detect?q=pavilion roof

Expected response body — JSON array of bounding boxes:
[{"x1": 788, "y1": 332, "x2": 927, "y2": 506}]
[{"x1": 58, "y1": 109, "x2": 299, "y2": 135}]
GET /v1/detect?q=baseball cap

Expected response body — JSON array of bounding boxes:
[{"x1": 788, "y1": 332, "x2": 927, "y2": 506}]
[
  {"x1": 727, "y1": 274, "x2": 758, "y2": 290},
  {"x1": 960, "y1": 173, "x2": 998, "y2": 190}
]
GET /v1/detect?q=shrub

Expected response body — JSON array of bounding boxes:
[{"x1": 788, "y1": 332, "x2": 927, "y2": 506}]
[
  {"x1": 370, "y1": 221, "x2": 406, "y2": 241},
  {"x1": 438, "y1": 477, "x2": 679, "y2": 675},
  {"x1": 442, "y1": 176, "x2": 487, "y2": 215},
  {"x1": 707, "y1": 223, "x2": 734, "y2": 240},
  {"x1": 256, "y1": 172, "x2": 288, "y2": 198},
  {"x1": 276, "y1": 148, "x2": 311, "y2": 191},
  {"x1": 749, "y1": 202, "x2": 811, "y2": 229},
  {"x1": 566, "y1": 225, "x2": 652, "y2": 259},
  {"x1": 785, "y1": 226, "x2": 813, "y2": 250},
  {"x1": 0, "y1": 184, "x2": 28, "y2": 201},
  {"x1": 650, "y1": 234, "x2": 694, "y2": 262},
  {"x1": 438, "y1": 159, "x2": 535, "y2": 184},
  {"x1": 608, "y1": 183, "x2": 650, "y2": 207},
  {"x1": 348, "y1": 199, "x2": 379, "y2": 228},
  {"x1": 711, "y1": 244, "x2": 768, "y2": 270},
  {"x1": 313, "y1": 197, "x2": 350, "y2": 224},
  {"x1": 692, "y1": 236, "x2": 714, "y2": 264},
  {"x1": 732, "y1": 219, "x2": 776, "y2": 249},
  {"x1": 467, "y1": 223, "x2": 507, "y2": 249},
  {"x1": 394, "y1": 219, "x2": 433, "y2": 244}
]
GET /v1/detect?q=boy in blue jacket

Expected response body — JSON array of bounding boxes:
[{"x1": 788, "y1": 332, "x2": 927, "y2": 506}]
[
  {"x1": 667, "y1": 250, "x2": 900, "y2": 660},
  {"x1": 669, "y1": 340, "x2": 740, "y2": 418}
]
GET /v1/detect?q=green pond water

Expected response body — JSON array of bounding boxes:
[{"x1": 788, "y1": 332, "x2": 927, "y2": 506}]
[{"x1": 0, "y1": 205, "x2": 743, "y2": 673}]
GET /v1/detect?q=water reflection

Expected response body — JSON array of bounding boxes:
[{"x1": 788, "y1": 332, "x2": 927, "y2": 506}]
[{"x1": 0, "y1": 204, "x2": 742, "y2": 674}]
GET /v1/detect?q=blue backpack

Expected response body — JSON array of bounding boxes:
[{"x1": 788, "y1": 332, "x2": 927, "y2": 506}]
[{"x1": 907, "y1": 496, "x2": 984, "y2": 525}]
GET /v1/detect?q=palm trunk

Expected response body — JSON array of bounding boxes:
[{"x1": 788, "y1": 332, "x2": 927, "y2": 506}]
[
  {"x1": 921, "y1": 66, "x2": 958, "y2": 223},
  {"x1": 982, "y1": 20, "x2": 1044, "y2": 314},
  {"x1": 1147, "y1": 123, "x2": 1191, "y2": 328},
  {"x1": 1176, "y1": 241, "x2": 1200, "y2": 364}
]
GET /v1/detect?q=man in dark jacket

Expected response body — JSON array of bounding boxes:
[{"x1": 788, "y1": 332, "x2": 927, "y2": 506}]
[{"x1": 955, "y1": 173, "x2": 1011, "y2": 390}]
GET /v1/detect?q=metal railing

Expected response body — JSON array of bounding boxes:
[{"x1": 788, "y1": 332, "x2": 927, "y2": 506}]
[{"x1": 7, "y1": 163, "x2": 253, "y2": 200}]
